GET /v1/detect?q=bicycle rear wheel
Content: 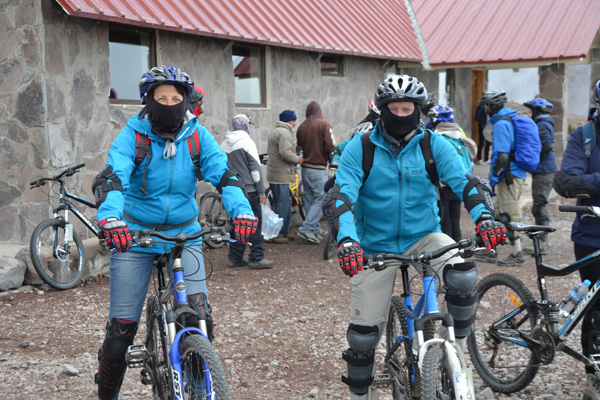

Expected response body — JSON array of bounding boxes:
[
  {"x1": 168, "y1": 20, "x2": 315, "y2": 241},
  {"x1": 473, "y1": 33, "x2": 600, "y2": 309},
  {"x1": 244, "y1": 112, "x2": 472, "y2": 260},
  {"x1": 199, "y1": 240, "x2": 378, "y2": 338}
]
[
  {"x1": 198, "y1": 192, "x2": 228, "y2": 249},
  {"x1": 144, "y1": 295, "x2": 171, "y2": 400},
  {"x1": 421, "y1": 348, "x2": 454, "y2": 400},
  {"x1": 323, "y1": 233, "x2": 337, "y2": 260},
  {"x1": 180, "y1": 334, "x2": 231, "y2": 400},
  {"x1": 29, "y1": 218, "x2": 86, "y2": 290},
  {"x1": 467, "y1": 272, "x2": 539, "y2": 393}
]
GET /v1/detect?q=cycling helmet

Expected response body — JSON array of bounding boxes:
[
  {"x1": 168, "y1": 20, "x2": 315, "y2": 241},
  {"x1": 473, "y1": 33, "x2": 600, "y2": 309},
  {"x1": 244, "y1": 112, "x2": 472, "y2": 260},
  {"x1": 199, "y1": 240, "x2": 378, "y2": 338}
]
[
  {"x1": 427, "y1": 105, "x2": 454, "y2": 124},
  {"x1": 479, "y1": 90, "x2": 507, "y2": 107},
  {"x1": 523, "y1": 98, "x2": 553, "y2": 114},
  {"x1": 375, "y1": 75, "x2": 428, "y2": 110},
  {"x1": 595, "y1": 79, "x2": 600, "y2": 109},
  {"x1": 139, "y1": 66, "x2": 194, "y2": 104},
  {"x1": 189, "y1": 85, "x2": 205, "y2": 103},
  {"x1": 369, "y1": 98, "x2": 381, "y2": 116},
  {"x1": 422, "y1": 92, "x2": 438, "y2": 114},
  {"x1": 350, "y1": 121, "x2": 373, "y2": 139}
]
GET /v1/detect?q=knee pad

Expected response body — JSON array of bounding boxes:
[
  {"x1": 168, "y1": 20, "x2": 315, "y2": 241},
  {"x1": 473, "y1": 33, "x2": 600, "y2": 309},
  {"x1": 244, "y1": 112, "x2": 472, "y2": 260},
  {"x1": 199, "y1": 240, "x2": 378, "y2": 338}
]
[
  {"x1": 585, "y1": 310, "x2": 600, "y2": 355},
  {"x1": 498, "y1": 213, "x2": 516, "y2": 244},
  {"x1": 97, "y1": 318, "x2": 138, "y2": 400},
  {"x1": 342, "y1": 324, "x2": 379, "y2": 395},
  {"x1": 188, "y1": 293, "x2": 214, "y2": 341},
  {"x1": 443, "y1": 262, "x2": 478, "y2": 338}
]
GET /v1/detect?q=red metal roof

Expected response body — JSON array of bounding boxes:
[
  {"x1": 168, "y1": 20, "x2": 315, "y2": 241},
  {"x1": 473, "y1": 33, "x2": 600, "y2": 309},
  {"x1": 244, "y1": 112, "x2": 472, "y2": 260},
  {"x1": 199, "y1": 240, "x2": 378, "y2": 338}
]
[
  {"x1": 55, "y1": 0, "x2": 422, "y2": 62},
  {"x1": 413, "y1": 0, "x2": 600, "y2": 67}
]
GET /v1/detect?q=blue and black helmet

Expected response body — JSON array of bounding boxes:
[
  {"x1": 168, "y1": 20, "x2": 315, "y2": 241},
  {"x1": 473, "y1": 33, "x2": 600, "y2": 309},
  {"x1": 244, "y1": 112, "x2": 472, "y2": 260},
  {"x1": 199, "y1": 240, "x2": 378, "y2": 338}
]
[
  {"x1": 427, "y1": 105, "x2": 454, "y2": 124},
  {"x1": 595, "y1": 79, "x2": 600, "y2": 109},
  {"x1": 139, "y1": 66, "x2": 194, "y2": 104},
  {"x1": 524, "y1": 98, "x2": 553, "y2": 114}
]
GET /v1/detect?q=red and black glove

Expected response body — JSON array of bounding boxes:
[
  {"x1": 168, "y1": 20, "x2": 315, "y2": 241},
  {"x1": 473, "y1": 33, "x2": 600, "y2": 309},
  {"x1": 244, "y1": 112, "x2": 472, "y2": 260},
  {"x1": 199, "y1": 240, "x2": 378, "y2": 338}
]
[
  {"x1": 337, "y1": 241, "x2": 364, "y2": 277},
  {"x1": 233, "y1": 215, "x2": 258, "y2": 244},
  {"x1": 476, "y1": 216, "x2": 508, "y2": 250},
  {"x1": 99, "y1": 218, "x2": 132, "y2": 253}
]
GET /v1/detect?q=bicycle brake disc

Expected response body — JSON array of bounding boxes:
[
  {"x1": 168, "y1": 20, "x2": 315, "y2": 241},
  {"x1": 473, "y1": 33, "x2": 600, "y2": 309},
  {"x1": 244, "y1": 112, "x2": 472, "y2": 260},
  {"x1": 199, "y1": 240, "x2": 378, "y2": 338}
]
[{"x1": 531, "y1": 326, "x2": 555, "y2": 364}]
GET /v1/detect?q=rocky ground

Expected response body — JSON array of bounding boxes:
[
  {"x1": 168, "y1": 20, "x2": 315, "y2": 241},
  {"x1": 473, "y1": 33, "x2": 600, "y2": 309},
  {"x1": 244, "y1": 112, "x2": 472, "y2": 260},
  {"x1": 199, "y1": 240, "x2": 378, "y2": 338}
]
[{"x1": 0, "y1": 172, "x2": 591, "y2": 400}]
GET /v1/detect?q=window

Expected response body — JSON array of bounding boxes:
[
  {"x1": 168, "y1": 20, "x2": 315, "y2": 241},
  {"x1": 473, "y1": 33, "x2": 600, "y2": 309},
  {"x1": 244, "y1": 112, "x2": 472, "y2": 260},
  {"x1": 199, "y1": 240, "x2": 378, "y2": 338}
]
[
  {"x1": 320, "y1": 55, "x2": 343, "y2": 76},
  {"x1": 232, "y1": 45, "x2": 265, "y2": 106},
  {"x1": 109, "y1": 27, "x2": 154, "y2": 104}
]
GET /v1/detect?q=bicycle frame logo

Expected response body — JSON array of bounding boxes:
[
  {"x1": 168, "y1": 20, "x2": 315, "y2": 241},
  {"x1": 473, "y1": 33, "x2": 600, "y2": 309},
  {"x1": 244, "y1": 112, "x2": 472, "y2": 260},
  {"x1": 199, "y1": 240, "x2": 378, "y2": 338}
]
[
  {"x1": 560, "y1": 280, "x2": 600, "y2": 338},
  {"x1": 171, "y1": 369, "x2": 182, "y2": 398}
]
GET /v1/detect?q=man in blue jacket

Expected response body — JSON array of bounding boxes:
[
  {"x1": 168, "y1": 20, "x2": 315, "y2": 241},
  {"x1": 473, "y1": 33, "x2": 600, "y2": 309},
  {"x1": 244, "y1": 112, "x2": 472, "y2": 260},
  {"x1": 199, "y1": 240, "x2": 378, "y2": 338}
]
[
  {"x1": 523, "y1": 98, "x2": 558, "y2": 254},
  {"x1": 474, "y1": 90, "x2": 528, "y2": 267},
  {"x1": 553, "y1": 79, "x2": 600, "y2": 400},
  {"x1": 327, "y1": 75, "x2": 508, "y2": 400}
]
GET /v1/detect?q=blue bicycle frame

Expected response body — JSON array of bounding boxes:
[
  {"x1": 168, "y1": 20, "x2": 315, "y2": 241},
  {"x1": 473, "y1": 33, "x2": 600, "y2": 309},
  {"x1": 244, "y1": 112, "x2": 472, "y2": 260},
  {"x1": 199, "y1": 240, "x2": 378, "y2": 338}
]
[{"x1": 400, "y1": 263, "x2": 441, "y2": 341}]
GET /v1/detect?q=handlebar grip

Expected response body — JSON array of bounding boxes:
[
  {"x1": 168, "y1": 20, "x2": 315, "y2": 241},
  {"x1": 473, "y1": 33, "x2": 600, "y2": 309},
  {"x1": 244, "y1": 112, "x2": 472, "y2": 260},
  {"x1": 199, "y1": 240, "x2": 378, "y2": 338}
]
[
  {"x1": 559, "y1": 205, "x2": 591, "y2": 213},
  {"x1": 73, "y1": 163, "x2": 86, "y2": 170}
]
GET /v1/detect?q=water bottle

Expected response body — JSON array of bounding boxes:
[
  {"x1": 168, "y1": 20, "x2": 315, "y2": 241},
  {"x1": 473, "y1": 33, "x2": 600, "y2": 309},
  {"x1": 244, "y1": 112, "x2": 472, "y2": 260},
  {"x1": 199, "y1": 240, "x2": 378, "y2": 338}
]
[
  {"x1": 298, "y1": 150, "x2": 304, "y2": 157},
  {"x1": 272, "y1": 217, "x2": 283, "y2": 238},
  {"x1": 263, "y1": 215, "x2": 276, "y2": 240},
  {"x1": 559, "y1": 280, "x2": 591, "y2": 317}
]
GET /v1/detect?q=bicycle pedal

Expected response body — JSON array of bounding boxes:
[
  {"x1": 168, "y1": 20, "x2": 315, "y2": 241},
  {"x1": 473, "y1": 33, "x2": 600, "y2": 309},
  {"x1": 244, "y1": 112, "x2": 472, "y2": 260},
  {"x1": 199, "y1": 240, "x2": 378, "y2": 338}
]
[
  {"x1": 373, "y1": 373, "x2": 391, "y2": 387},
  {"x1": 125, "y1": 344, "x2": 149, "y2": 368},
  {"x1": 591, "y1": 354, "x2": 600, "y2": 365}
]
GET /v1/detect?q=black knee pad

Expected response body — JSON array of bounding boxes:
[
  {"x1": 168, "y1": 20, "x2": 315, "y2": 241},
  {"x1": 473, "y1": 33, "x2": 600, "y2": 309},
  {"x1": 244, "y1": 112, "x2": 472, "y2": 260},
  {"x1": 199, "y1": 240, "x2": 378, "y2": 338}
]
[
  {"x1": 443, "y1": 262, "x2": 478, "y2": 338},
  {"x1": 188, "y1": 293, "x2": 214, "y2": 341},
  {"x1": 498, "y1": 213, "x2": 516, "y2": 244},
  {"x1": 342, "y1": 324, "x2": 379, "y2": 395},
  {"x1": 97, "y1": 318, "x2": 138, "y2": 400},
  {"x1": 586, "y1": 310, "x2": 600, "y2": 355}
]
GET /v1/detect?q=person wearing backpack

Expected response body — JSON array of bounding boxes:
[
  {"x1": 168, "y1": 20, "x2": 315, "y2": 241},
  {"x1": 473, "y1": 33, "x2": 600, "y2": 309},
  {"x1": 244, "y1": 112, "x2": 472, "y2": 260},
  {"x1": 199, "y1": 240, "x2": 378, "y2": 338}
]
[
  {"x1": 474, "y1": 90, "x2": 529, "y2": 267},
  {"x1": 92, "y1": 66, "x2": 256, "y2": 400},
  {"x1": 522, "y1": 98, "x2": 558, "y2": 254},
  {"x1": 428, "y1": 105, "x2": 477, "y2": 241},
  {"x1": 553, "y1": 79, "x2": 600, "y2": 400},
  {"x1": 327, "y1": 75, "x2": 508, "y2": 400}
]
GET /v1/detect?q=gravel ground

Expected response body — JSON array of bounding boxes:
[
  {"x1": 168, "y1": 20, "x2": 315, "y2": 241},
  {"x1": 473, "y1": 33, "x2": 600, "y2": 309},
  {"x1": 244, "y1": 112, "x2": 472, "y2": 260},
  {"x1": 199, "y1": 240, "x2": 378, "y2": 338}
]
[{"x1": 0, "y1": 189, "x2": 589, "y2": 400}]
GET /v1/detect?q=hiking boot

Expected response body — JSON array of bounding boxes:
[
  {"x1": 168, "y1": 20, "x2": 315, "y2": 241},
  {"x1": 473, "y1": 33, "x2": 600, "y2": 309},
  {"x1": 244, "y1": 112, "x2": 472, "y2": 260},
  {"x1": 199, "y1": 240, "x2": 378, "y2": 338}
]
[
  {"x1": 285, "y1": 234, "x2": 296, "y2": 241},
  {"x1": 248, "y1": 258, "x2": 275, "y2": 269},
  {"x1": 497, "y1": 253, "x2": 525, "y2": 267},
  {"x1": 298, "y1": 230, "x2": 321, "y2": 244},
  {"x1": 583, "y1": 373, "x2": 600, "y2": 400},
  {"x1": 472, "y1": 249, "x2": 497, "y2": 263},
  {"x1": 267, "y1": 237, "x2": 289, "y2": 244},
  {"x1": 523, "y1": 241, "x2": 549, "y2": 255},
  {"x1": 228, "y1": 258, "x2": 249, "y2": 268}
]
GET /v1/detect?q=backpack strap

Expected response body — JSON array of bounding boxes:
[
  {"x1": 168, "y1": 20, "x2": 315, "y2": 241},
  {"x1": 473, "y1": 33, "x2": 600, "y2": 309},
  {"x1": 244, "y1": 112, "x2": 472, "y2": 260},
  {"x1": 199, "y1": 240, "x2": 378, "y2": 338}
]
[
  {"x1": 187, "y1": 130, "x2": 203, "y2": 181},
  {"x1": 583, "y1": 121, "x2": 597, "y2": 159},
  {"x1": 134, "y1": 131, "x2": 152, "y2": 195},
  {"x1": 419, "y1": 130, "x2": 439, "y2": 187},
  {"x1": 361, "y1": 132, "x2": 375, "y2": 185}
]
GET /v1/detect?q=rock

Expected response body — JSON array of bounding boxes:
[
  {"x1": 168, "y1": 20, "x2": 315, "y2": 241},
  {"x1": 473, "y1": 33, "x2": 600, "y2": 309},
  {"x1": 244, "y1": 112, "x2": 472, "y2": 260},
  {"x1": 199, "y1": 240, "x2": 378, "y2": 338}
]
[
  {"x1": 308, "y1": 388, "x2": 319, "y2": 397},
  {"x1": 0, "y1": 256, "x2": 26, "y2": 291}
]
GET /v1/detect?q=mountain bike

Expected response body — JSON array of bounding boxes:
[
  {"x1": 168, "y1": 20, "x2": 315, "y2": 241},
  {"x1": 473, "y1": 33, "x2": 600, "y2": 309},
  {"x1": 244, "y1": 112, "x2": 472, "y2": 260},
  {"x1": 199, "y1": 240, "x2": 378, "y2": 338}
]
[
  {"x1": 29, "y1": 163, "x2": 109, "y2": 290},
  {"x1": 467, "y1": 205, "x2": 600, "y2": 395},
  {"x1": 259, "y1": 153, "x2": 305, "y2": 221},
  {"x1": 197, "y1": 191, "x2": 230, "y2": 249},
  {"x1": 126, "y1": 226, "x2": 232, "y2": 400},
  {"x1": 368, "y1": 236, "x2": 482, "y2": 400}
]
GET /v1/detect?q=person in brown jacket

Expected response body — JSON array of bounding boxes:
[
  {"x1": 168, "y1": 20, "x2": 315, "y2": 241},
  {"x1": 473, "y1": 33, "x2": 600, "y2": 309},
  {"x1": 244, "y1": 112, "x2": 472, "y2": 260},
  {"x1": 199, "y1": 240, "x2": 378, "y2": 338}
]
[{"x1": 296, "y1": 101, "x2": 335, "y2": 243}]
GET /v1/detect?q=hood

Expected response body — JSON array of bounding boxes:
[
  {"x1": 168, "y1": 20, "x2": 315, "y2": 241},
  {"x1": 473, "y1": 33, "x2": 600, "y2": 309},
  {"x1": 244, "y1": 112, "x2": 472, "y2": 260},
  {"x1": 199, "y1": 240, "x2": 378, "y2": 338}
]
[
  {"x1": 435, "y1": 121, "x2": 462, "y2": 139},
  {"x1": 224, "y1": 129, "x2": 249, "y2": 146},
  {"x1": 490, "y1": 107, "x2": 517, "y2": 124},
  {"x1": 535, "y1": 113, "x2": 555, "y2": 127},
  {"x1": 305, "y1": 101, "x2": 323, "y2": 119}
]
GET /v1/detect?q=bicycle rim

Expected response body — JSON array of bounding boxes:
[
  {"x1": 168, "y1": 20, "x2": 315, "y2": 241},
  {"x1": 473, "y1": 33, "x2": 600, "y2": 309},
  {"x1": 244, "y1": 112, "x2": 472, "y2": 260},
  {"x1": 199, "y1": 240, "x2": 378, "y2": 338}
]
[
  {"x1": 29, "y1": 219, "x2": 86, "y2": 290},
  {"x1": 145, "y1": 296, "x2": 171, "y2": 400},
  {"x1": 180, "y1": 335, "x2": 231, "y2": 400},
  {"x1": 421, "y1": 348, "x2": 454, "y2": 400},
  {"x1": 467, "y1": 273, "x2": 539, "y2": 393},
  {"x1": 386, "y1": 296, "x2": 417, "y2": 400}
]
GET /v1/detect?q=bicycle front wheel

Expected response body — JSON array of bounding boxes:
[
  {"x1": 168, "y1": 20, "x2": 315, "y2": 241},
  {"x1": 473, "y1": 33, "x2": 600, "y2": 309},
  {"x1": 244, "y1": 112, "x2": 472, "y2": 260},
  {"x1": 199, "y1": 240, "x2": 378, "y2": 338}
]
[
  {"x1": 29, "y1": 218, "x2": 86, "y2": 290},
  {"x1": 144, "y1": 295, "x2": 171, "y2": 400},
  {"x1": 467, "y1": 273, "x2": 539, "y2": 393},
  {"x1": 386, "y1": 296, "x2": 417, "y2": 400},
  {"x1": 198, "y1": 192, "x2": 227, "y2": 249},
  {"x1": 180, "y1": 334, "x2": 231, "y2": 400},
  {"x1": 421, "y1": 348, "x2": 454, "y2": 400}
]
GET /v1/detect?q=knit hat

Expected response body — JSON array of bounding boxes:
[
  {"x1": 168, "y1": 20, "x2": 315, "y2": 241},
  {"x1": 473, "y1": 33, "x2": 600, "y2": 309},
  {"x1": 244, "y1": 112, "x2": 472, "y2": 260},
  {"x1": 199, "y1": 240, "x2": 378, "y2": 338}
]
[
  {"x1": 232, "y1": 114, "x2": 250, "y2": 133},
  {"x1": 279, "y1": 110, "x2": 297, "y2": 122}
]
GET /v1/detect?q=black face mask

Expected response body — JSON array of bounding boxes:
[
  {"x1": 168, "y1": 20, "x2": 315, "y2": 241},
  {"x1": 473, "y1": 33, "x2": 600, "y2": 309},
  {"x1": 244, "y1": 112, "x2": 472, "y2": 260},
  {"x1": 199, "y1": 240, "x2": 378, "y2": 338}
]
[
  {"x1": 147, "y1": 90, "x2": 189, "y2": 140},
  {"x1": 381, "y1": 105, "x2": 420, "y2": 140}
]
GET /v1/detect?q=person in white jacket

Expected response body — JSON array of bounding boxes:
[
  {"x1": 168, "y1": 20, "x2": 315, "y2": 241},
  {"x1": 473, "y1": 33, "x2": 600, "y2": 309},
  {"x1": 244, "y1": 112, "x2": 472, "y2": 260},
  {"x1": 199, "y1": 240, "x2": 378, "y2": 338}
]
[{"x1": 221, "y1": 114, "x2": 275, "y2": 269}]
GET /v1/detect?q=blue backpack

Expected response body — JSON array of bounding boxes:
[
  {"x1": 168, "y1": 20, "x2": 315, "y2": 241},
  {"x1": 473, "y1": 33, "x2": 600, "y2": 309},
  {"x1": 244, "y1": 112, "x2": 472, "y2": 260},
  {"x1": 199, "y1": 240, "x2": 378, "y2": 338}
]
[
  {"x1": 441, "y1": 135, "x2": 473, "y2": 174},
  {"x1": 497, "y1": 115, "x2": 541, "y2": 172}
]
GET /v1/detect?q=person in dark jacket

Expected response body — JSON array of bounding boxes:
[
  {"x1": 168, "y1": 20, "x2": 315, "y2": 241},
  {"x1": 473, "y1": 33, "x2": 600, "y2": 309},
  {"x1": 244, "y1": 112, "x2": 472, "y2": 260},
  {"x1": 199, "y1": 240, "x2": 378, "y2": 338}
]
[
  {"x1": 553, "y1": 79, "x2": 600, "y2": 400},
  {"x1": 523, "y1": 98, "x2": 558, "y2": 254},
  {"x1": 296, "y1": 101, "x2": 335, "y2": 243},
  {"x1": 475, "y1": 102, "x2": 491, "y2": 163}
]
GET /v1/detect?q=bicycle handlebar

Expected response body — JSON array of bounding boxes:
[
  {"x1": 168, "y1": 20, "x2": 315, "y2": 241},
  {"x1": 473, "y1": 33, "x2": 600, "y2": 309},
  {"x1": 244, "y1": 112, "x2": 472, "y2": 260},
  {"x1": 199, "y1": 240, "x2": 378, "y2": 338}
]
[
  {"x1": 366, "y1": 236, "x2": 483, "y2": 270},
  {"x1": 131, "y1": 225, "x2": 234, "y2": 247},
  {"x1": 30, "y1": 163, "x2": 86, "y2": 188},
  {"x1": 559, "y1": 205, "x2": 600, "y2": 220}
]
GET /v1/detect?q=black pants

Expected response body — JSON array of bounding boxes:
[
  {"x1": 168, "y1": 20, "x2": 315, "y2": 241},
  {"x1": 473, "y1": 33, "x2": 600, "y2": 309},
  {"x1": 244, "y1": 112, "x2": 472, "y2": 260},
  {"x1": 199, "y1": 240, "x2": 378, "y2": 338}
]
[
  {"x1": 441, "y1": 186, "x2": 462, "y2": 242},
  {"x1": 531, "y1": 173, "x2": 554, "y2": 240},
  {"x1": 576, "y1": 243, "x2": 600, "y2": 373},
  {"x1": 477, "y1": 128, "x2": 491, "y2": 162},
  {"x1": 229, "y1": 192, "x2": 266, "y2": 262}
]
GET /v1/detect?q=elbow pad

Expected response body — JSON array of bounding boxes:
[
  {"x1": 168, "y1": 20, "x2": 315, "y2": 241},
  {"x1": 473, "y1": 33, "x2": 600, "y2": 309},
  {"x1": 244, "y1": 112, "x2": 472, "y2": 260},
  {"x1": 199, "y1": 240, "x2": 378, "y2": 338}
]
[
  {"x1": 92, "y1": 166, "x2": 123, "y2": 208},
  {"x1": 322, "y1": 185, "x2": 353, "y2": 239},
  {"x1": 553, "y1": 171, "x2": 600, "y2": 199},
  {"x1": 216, "y1": 170, "x2": 246, "y2": 195},
  {"x1": 492, "y1": 152, "x2": 510, "y2": 177},
  {"x1": 462, "y1": 174, "x2": 495, "y2": 215}
]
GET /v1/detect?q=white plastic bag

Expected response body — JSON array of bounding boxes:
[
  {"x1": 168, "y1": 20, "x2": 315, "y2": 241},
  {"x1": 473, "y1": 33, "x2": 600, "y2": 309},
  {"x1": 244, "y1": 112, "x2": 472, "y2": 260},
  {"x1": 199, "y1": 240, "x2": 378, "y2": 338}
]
[{"x1": 261, "y1": 203, "x2": 283, "y2": 240}]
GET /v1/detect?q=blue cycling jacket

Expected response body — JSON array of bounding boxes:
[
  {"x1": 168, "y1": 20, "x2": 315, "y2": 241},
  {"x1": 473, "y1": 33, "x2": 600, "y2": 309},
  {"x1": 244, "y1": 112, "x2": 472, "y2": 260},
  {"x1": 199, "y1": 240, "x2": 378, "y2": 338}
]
[
  {"x1": 561, "y1": 113, "x2": 600, "y2": 248},
  {"x1": 97, "y1": 113, "x2": 252, "y2": 254},
  {"x1": 532, "y1": 114, "x2": 558, "y2": 174},
  {"x1": 488, "y1": 107, "x2": 527, "y2": 189},
  {"x1": 335, "y1": 123, "x2": 492, "y2": 255}
]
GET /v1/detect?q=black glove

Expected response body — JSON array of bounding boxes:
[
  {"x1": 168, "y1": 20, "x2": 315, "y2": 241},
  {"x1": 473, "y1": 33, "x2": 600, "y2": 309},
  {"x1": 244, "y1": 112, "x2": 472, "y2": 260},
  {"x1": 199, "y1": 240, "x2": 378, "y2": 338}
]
[
  {"x1": 337, "y1": 241, "x2": 364, "y2": 277},
  {"x1": 553, "y1": 171, "x2": 600, "y2": 199},
  {"x1": 233, "y1": 215, "x2": 258, "y2": 244},
  {"x1": 476, "y1": 216, "x2": 508, "y2": 250},
  {"x1": 99, "y1": 218, "x2": 132, "y2": 253}
]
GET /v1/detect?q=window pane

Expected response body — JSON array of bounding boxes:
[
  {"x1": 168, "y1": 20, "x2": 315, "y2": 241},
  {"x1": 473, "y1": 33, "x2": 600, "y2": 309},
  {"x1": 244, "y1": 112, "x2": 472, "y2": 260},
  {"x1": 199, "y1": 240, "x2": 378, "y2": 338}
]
[
  {"x1": 233, "y1": 45, "x2": 264, "y2": 105},
  {"x1": 109, "y1": 28, "x2": 152, "y2": 101},
  {"x1": 321, "y1": 55, "x2": 343, "y2": 76}
]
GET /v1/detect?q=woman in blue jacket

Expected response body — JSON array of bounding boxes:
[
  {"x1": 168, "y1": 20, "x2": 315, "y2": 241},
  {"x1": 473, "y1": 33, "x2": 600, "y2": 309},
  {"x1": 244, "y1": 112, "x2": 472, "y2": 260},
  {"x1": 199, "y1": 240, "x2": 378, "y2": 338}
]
[
  {"x1": 93, "y1": 66, "x2": 256, "y2": 400},
  {"x1": 329, "y1": 75, "x2": 508, "y2": 400}
]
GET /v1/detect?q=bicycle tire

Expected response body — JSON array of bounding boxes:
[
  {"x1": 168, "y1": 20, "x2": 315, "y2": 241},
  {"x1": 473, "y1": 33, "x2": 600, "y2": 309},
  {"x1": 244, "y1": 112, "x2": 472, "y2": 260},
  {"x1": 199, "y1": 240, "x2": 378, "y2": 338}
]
[
  {"x1": 386, "y1": 296, "x2": 417, "y2": 400},
  {"x1": 29, "y1": 218, "x2": 86, "y2": 290},
  {"x1": 180, "y1": 334, "x2": 231, "y2": 400},
  {"x1": 198, "y1": 192, "x2": 227, "y2": 249},
  {"x1": 421, "y1": 347, "x2": 454, "y2": 400},
  {"x1": 323, "y1": 233, "x2": 337, "y2": 260},
  {"x1": 295, "y1": 180, "x2": 305, "y2": 220},
  {"x1": 144, "y1": 295, "x2": 171, "y2": 400},
  {"x1": 467, "y1": 272, "x2": 539, "y2": 393}
]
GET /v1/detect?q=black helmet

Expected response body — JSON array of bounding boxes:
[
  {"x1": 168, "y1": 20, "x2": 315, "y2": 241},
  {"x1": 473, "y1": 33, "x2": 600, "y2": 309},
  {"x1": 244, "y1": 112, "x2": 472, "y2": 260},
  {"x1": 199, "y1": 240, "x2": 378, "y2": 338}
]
[
  {"x1": 422, "y1": 92, "x2": 438, "y2": 114},
  {"x1": 479, "y1": 90, "x2": 507, "y2": 107},
  {"x1": 375, "y1": 75, "x2": 428, "y2": 110}
]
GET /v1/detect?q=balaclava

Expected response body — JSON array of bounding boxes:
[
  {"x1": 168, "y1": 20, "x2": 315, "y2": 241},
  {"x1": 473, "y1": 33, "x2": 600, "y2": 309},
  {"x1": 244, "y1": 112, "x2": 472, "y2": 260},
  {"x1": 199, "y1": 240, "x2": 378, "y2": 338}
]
[
  {"x1": 147, "y1": 85, "x2": 189, "y2": 141},
  {"x1": 381, "y1": 104, "x2": 420, "y2": 140}
]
